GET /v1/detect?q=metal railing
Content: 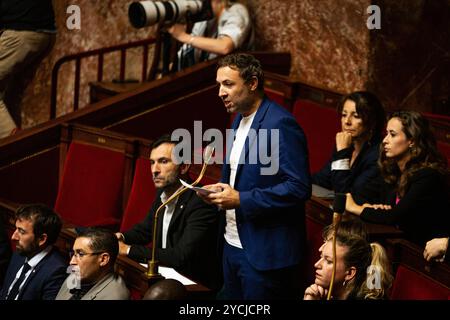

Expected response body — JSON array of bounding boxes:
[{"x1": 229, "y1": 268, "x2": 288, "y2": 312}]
[{"x1": 50, "y1": 37, "x2": 160, "y2": 119}]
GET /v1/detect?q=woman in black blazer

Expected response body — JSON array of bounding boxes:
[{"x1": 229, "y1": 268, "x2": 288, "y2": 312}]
[
  {"x1": 346, "y1": 111, "x2": 449, "y2": 245},
  {"x1": 312, "y1": 91, "x2": 385, "y2": 194}
]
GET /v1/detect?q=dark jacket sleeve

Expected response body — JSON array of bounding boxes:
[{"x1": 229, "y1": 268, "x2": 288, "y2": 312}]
[
  {"x1": 123, "y1": 205, "x2": 156, "y2": 262},
  {"x1": 239, "y1": 117, "x2": 311, "y2": 218},
  {"x1": 352, "y1": 173, "x2": 386, "y2": 204},
  {"x1": 313, "y1": 142, "x2": 380, "y2": 194},
  {"x1": 311, "y1": 157, "x2": 333, "y2": 190},
  {"x1": 42, "y1": 264, "x2": 67, "y2": 300},
  {"x1": 157, "y1": 197, "x2": 218, "y2": 269},
  {"x1": 123, "y1": 200, "x2": 157, "y2": 246},
  {"x1": 329, "y1": 147, "x2": 353, "y2": 192},
  {"x1": 360, "y1": 169, "x2": 442, "y2": 225}
]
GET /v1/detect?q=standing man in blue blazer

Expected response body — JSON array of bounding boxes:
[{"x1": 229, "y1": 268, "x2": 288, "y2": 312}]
[
  {"x1": 0, "y1": 204, "x2": 67, "y2": 300},
  {"x1": 200, "y1": 53, "x2": 311, "y2": 299}
]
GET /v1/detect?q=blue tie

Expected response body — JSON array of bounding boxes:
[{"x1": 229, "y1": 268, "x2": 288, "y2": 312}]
[{"x1": 7, "y1": 262, "x2": 31, "y2": 300}]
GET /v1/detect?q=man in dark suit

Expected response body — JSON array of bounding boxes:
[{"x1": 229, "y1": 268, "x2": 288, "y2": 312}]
[
  {"x1": 0, "y1": 204, "x2": 67, "y2": 300},
  {"x1": 199, "y1": 53, "x2": 311, "y2": 299},
  {"x1": 116, "y1": 135, "x2": 221, "y2": 291}
]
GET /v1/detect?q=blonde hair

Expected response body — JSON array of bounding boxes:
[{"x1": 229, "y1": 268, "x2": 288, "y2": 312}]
[
  {"x1": 330, "y1": 226, "x2": 393, "y2": 300},
  {"x1": 356, "y1": 243, "x2": 393, "y2": 300}
]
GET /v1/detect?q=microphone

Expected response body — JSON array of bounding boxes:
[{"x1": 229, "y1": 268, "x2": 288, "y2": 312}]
[
  {"x1": 327, "y1": 193, "x2": 347, "y2": 300},
  {"x1": 332, "y1": 192, "x2": 346, "y2": 224},
  {"x1": 145, "y1": 145, "x2": 215, "y2": 283}
]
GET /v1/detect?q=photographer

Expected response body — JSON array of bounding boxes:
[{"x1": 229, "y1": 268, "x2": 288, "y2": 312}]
[{"x1": 167, "y1": 0, "x2": 253, "y2": 70}]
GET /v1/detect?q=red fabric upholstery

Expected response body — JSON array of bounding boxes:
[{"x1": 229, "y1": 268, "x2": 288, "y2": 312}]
[
  {"x1": 293, "y1": 100, "x2": 340, "y2": 173},
  {"x1": 265, "y1": 90, "x2": 291, "y2": 111},
  {"x1": 304, "y1": 216, "x2": 325, "y2": 285},
  {"x1": 189, "y1": 169, "x2": 218, "y2": 186},
  {"x1": 390, "y1": 265, "x2": 450, "y2": 300},
  {"x1": 120, "y1": 158, "x2": 156, "y2": 232},
  {"x1": 55, "y1": 142, "x2": 125, "y2": 228}
]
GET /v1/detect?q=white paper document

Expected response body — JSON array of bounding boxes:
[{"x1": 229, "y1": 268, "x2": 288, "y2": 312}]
[
  {"x1": 179, "y1": 179, "x2": 215, "y2": 196},
  {"x1": 312, "y1": 184, "x2": 335, "y2": 199},
  {"x1": 140, "y1": 264, "x2": 196, "y2": 285}
]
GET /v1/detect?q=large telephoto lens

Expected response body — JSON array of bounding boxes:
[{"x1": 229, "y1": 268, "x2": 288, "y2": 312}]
[{"x1": 129, "y1": 0, "x2": 203, "y2": 28}]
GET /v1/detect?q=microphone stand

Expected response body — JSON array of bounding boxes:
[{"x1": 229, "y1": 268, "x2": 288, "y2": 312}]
[
  {"x1": 326, "y1": 193, "x2": 346, "y2": 300},
  {"x1": 145, "y1": 146, "x2": 215, "y2": 284}
]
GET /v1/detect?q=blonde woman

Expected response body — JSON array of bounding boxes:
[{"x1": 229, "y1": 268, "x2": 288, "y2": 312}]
[{"x1": 304, "y1": 223, "x2": 393, "y2": 300}]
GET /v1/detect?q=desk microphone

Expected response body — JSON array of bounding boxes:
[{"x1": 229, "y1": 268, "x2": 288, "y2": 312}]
[
  {"x1": 145, "y1": 145, "x2": 215, "y2": 284},
  {"x1": 327, "y1": 193, "x2": 347, "y2": 300},
  {"x1": 332, "y1": 192, "x2": 346, "y2": 223}
]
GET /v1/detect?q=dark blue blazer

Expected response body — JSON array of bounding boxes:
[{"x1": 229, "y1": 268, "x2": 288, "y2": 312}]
[
  {"x1": 221, "y1": 97, "x2": 311, "y2": 271},
  {"x1": 312, "y1": 138, "x2": 382, "y2": 194},
  {"x1": 0, "y1": 247, "x2": 67, "y2": 300}
]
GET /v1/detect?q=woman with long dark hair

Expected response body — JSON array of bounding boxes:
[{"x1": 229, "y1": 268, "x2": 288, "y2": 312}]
[
  {"x1": 312, "y1": 91, "x2": 385, "y2": 193},
  {"x1": 346, "y1": 111, "x2": 449, "y2": 245}
]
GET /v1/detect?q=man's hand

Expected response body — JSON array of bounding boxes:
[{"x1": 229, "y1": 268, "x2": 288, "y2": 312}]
[
  {"x1": 336, "y1": 132, "x2": 352, "y2": 151},
  {"x1": 198, "y1": 183, "x2": 240, "y2": 210},
  {"x1": 196, "y1": 184, "x2": 223, "y2": 204}
]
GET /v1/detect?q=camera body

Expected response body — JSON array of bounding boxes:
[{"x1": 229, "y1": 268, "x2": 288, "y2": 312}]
[{"x1": 129, "y1": 0, "x2": 213, "y2": 28}]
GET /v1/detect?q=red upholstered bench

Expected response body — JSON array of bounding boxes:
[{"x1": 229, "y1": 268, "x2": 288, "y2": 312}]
[
  {"x1": 120, "y1": 157, "x2": 156, "y2": 232},
  {"x1": 390, "y1": 265, "x2": 450, "y2": 300},
  {"x1": 292, "y1": 100, "x2": 340, "y2": 174},
  {"x1": 55, "y1": 142, "x2": 126, "y2": 229}
]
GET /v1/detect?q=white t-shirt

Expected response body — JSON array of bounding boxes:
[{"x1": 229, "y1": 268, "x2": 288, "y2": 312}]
[
  {"x1": 160, "y1": 188, "x2": 182, "y2": 249},
  {"x1": 224, "y1": 111, "x2": 256, "y2": 249}
]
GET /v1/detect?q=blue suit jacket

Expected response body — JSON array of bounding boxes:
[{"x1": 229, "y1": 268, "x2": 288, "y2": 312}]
[
  {"x1": 0, "y1": 247, "x2": 67, "y2": 300},
  {"x1": 222, "y1": 97, "x2": 311, "y2": 270}
]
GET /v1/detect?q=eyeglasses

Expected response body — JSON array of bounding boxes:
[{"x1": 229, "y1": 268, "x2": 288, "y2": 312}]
[{"x1": 69, "y1": 250, "x2": 103, "y2": 259}]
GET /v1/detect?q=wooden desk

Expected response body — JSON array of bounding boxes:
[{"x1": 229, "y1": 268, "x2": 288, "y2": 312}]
[
  {"x1": 386, "y1": 238, "x2": 450, "y2": 288},
  {"x1": 115, "y1": 255, "x2": 212, "y2": 299}
]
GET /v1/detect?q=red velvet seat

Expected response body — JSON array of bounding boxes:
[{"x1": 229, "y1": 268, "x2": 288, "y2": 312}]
[
  {"x1": 54, "y1": 142, "x2": 125, "y2": 228},
  {"x1": 390, "y1": 265, "x2": 450, "y2": 300},
  {"x1": 265, "y1": 90, "x2": 292, "y2": 111},
  {"x1": 120, "y1": 158, "x2": 156, "y2": 232},
  {"x1": 292, "y1": 100, "x2": 340, "y2": 174}
]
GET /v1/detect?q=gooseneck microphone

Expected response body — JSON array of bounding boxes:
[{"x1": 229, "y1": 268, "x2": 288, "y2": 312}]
[
  {"x1": 327, "y1": 193, "x2": 347, "y2": 300},
  {"x1": 146, "y1": 146, "x2": 215, "y2": 284}
]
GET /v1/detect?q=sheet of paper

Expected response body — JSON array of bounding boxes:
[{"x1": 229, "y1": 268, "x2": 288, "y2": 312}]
[
  {"x1": 312, "y1": 184, "x2": 335, "y2": 199},
  {"x1": 179, "y1": 179, "x2": 215, "y2": 196},
  {"x1": 140, "y1": 264, "x2": 196, "y2": 285}
]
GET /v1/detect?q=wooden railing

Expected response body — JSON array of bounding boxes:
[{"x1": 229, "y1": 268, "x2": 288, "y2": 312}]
[{"x1": 50, "y1": 37, "x2": 160, "y2": 120}]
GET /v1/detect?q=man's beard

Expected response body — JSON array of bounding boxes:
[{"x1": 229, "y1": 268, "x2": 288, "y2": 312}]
[{"x1": 16, "y1": 240, "x2": 40, "y2": 258}]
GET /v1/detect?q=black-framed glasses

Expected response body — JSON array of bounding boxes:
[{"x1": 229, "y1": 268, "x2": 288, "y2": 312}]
[{"x1": 69, "y1": 250, "x2": 103, "y2": 259}]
